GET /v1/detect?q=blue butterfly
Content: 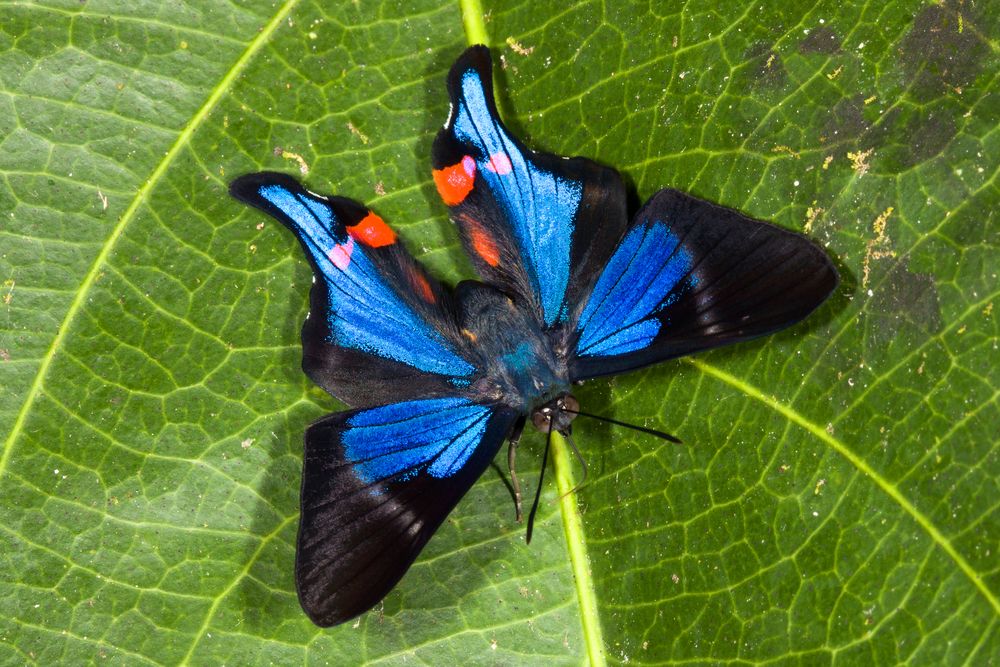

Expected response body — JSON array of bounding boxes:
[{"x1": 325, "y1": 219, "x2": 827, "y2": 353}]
[{"x1": 230, "y1": 46, "x2": 838, "y2": 627}]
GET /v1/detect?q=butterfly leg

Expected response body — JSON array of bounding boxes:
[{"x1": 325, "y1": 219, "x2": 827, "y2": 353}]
[{"x1": 506, "y1": 416, "x2": 527, "y2": 521}]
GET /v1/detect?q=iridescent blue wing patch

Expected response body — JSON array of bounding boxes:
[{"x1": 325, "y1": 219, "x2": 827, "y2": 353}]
[
  {"x1": 296, "y1": 398, "x2": 518, "y2": 627},
  {"x1": 570, "y1": 189, "x2": 839, "y2": 380},
  {"x1": 230, "y1": 172, "x2": 475, "y2": 407},
  {"x1": 575, "y1": 219, "x2": 696, "y2": 357},
  {"x1": 343, "y1": 397, "x2": 492, "y2": 482},
  {"x1": 432, "y1": 46, "x2": 628, "y2": 327}
]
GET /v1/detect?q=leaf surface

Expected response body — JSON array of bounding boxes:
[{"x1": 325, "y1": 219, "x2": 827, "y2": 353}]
[{"x1": 1, "y1": 1, "x2": 997, "y2": 664}]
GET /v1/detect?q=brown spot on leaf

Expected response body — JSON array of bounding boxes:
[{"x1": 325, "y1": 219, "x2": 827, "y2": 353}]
[
  {"x1": 911, "y1": 111, "x2": 956, "y2": 164},
  {"x1": 899, "y1": 2, "x2": 988, "y2": 102},
  {"x1": 744, "y1": 42, "x2": 788, "y2": 89},
  {"x1": 871, "y1": 107, "x2": 957, "y2": 170},
  {"x1": 822, "y1": 96, "x2": 870, "y2": 146},
  {"x1": 799, "y1": 26, "x2": 842, "y2": 54},
  {"x1": 867, "y1": 261, "x2": 943, "y2": 351}
]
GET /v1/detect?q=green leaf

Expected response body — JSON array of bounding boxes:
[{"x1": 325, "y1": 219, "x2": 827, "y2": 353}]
[{"x1": 2, "y1": 1, "x2": 997, "y2": 664}]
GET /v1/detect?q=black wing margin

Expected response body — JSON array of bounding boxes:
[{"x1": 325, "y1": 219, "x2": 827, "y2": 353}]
[
  {"x1": 570, "y1": 189, "x2": 839, "y2": 380},
  {"x1": 296, "y1": 398, "x2": 518, "y2": 627}
]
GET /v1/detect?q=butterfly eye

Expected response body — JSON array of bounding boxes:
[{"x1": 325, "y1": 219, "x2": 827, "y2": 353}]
[
  {"x1": 559, "y1": 395, "x2": 580, "y2": 414},
  {"x1": 531, "y1": 409, "x2": 552, "y2": 432},
  {"x1": 530, "y1": 395, "x2": 578, "y2": 433}
]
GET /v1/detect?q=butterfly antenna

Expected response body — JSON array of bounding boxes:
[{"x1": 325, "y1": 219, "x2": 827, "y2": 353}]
[
  {"x1": 525, "y1": 417, "x2": 553, "y2": 545},
  {"x1": 562, "y1": 408, "x2": 682, "y2": 443}
]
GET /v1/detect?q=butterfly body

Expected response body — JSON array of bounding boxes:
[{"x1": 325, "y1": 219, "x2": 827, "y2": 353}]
[
  {"x1": 230, "y1": 45, "x2": 838, "y2": 627},
  {"x1": 454, "y1": 280, "x2": 570, "y2": 413}
]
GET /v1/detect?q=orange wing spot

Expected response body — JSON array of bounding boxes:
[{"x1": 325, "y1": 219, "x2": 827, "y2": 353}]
[
  {"x1": 346, "y1": 212, "x2": 396, "y2": 247},
  {"x1": 411, "y1": 269, "x2": 436, "y2": 304},
  {"x1": 457, "y1": 212, "x2": 501, "y2": 267},
  {"x1": 433, "y1": 155, "x2": 476, "y2": 205},
  {"x1": 470, "y1": 226, "x2": 500, "y2": 267},
  {"x1": 472, "y1": 229, "x2": 500, "y2": 266},
  {"x1": 461, "y1": 328, "x2": 478, "y2": 342}
]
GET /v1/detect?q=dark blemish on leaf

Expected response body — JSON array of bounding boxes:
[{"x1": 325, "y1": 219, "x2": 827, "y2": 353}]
[
  {"x1": 798, "y1": 26, "x2": 842, "y2": 54},
  {"x1": 744, "y1": 42, "x2": 788, "y2": 90},
  {"x1": 821, "y1": 95, "x2": 870, "y2": 147},
  {"x1": 867, "y1": 261, "x2": 943, "y2": 351},
  {"x1": 865, "y1": 99, "x2": 961, "y2": 171},
  {"x1": 899, "y1": 2, "x2": 988, "y2": 103},
  {"x1": 903, "y1": 112, "x2": 955, "y2": 164}
]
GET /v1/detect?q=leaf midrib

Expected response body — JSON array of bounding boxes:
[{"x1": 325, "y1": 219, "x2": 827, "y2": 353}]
[{"x1": 454, "y1": 3, "x2": 609, "y2": 665}]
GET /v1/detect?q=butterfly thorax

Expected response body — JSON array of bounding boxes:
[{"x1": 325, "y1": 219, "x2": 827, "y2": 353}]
[{"x1": 455, "y1": 281, "x2": 569, "y2": 413}]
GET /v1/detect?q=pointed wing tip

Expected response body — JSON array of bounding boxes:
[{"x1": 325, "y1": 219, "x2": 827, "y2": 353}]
[
  {"x1": 436, "y1": 46, "x2": 498, "y2": 165},
  {"x1": 229, "y1": 171, "x2": 305, "y2": 204},
  {"x1": 455, "y1": 44, "x2": 492, "y2": 71},
  {"x1": 447, "y1": 44, "x2": 493, "y2": 94}
]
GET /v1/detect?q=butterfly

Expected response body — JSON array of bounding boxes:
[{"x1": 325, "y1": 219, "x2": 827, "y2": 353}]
[{"x1": 229, "y1": 45, "x2": 838, "y2": 627}]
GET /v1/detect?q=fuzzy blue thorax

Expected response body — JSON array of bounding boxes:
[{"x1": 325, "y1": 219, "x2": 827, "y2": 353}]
[{"x1": 455, "y1": 282, "x2": 569, "y2": 413}]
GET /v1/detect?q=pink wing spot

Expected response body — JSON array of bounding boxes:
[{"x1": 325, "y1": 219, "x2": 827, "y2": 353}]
[
  {"x1": 461, "y1": 154, "x2": 476, "y2": 177},
  {"x1": 327, "y1": 237, "x2": 355, "y2": 271},
  {"x1": 486, "y1": 152, "x2": 512, "y2": 175}
]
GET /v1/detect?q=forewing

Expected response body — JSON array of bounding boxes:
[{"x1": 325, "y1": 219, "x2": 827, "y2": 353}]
[
  {"x1": 571, "y1": 189, "x2": 839, "y2": 380},
  {"x1": 296, "y1": 397, "x2": 519, "y2": 627},
  {"x1": 230, "y1": 172, "x2": 475, "y2": 406},
  {"x1": 433, "y1": 46, "x2": 628, "y2": 327}
]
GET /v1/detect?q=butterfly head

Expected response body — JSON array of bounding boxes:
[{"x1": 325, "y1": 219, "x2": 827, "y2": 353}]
[{"x1": 530, "y1": 393, "x2": 579, "y2": 434}]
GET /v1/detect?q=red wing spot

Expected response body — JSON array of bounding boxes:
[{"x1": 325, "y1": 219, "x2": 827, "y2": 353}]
[
  {"x1": 346, "y1": 212, "x2": 396, "y2": 248},
  {"x1": 411, "y1": 268, "x2": 436, "y2": 304},
  {"x1": 433, "y1": 155, "x2": 476, "y2": 206},
  {"x1": 486, "y1": 152, "x2": 512, "y2": 174},
  {"x1": 458, "y1": 213, "x2": 500, "y2": 267},
  {"x1": 472, "y1": 229, "x2": 500, "y2": 267}
]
